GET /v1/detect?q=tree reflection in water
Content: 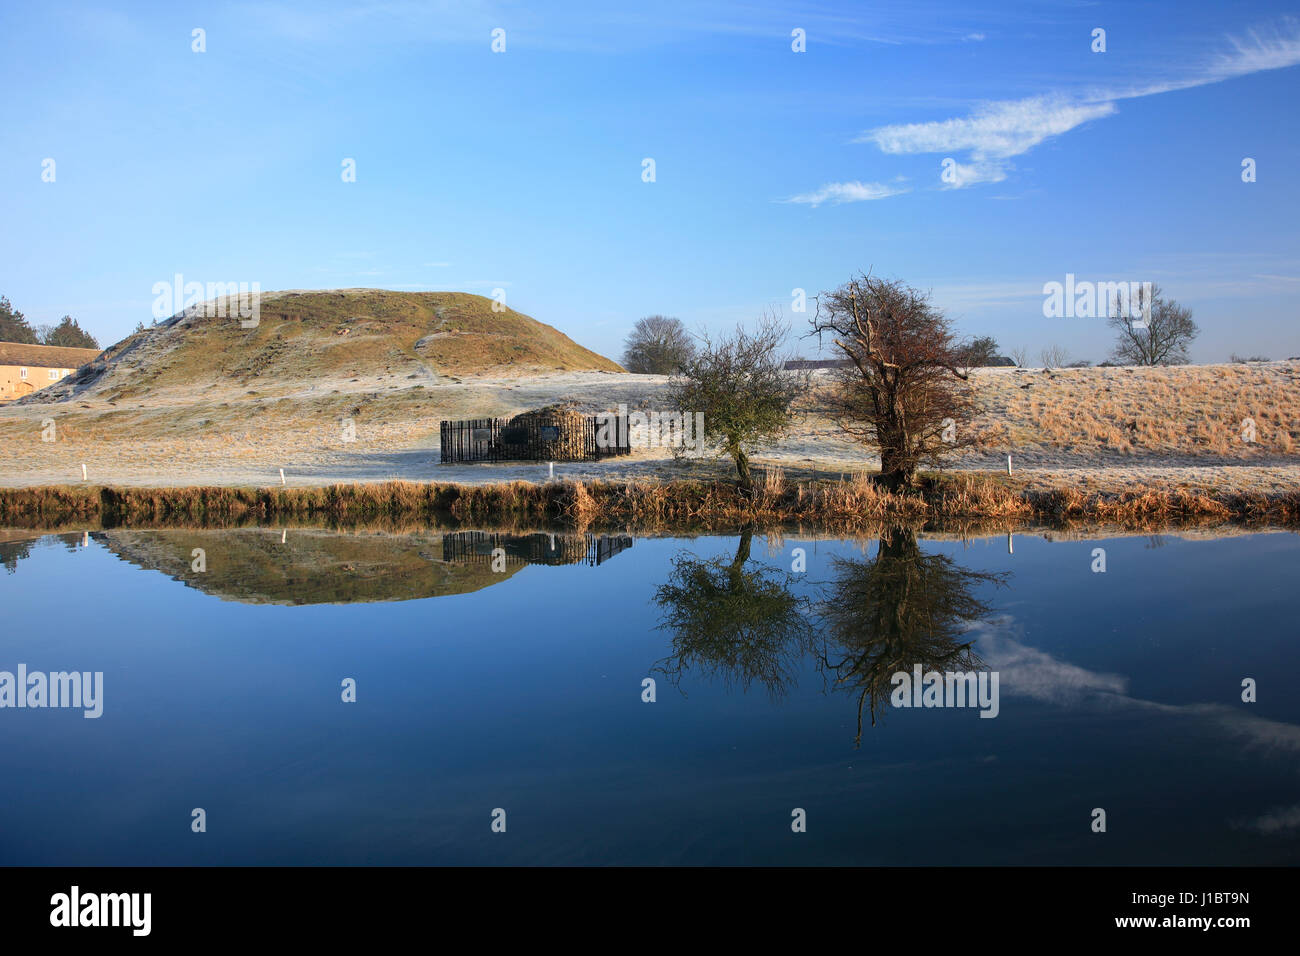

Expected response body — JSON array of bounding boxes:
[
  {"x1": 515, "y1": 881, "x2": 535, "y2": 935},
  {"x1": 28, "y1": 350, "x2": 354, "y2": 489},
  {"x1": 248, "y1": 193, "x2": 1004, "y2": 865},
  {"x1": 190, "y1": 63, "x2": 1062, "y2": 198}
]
[
  {"x1": 817, "y1": 527, "x2": 1008, "y2": 744},
  {"x1": 652, "y1": 527, "x2": 813, "y2": 699},
  {"x1": 652, "y1": 525, "x2": 1009, "y2": 745}
]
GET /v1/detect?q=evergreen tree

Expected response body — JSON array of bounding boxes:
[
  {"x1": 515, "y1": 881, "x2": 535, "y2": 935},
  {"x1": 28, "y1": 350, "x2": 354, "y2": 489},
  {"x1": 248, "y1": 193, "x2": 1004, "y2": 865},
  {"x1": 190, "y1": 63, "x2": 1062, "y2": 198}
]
[
  {"x1": 41, "y1": 315, "x2": 99, "y2": 350},
  {"x1": 0, "y1": 296, "x2": 39, "y2": 344}
]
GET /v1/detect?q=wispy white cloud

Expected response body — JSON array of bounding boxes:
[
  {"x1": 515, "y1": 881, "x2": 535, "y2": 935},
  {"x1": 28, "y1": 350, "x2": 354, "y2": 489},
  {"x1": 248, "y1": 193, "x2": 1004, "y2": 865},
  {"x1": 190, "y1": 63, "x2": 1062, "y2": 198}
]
[
  {"x1": 1104, "y1": 17, "x2": 1300, "y2": 101},
  {"x1": 1238, "y1": 802, "x2": 1300, "y2": 835},
  {"x1": 972, "y1": 619, "x2": 1300, "y2": 760},
  {"x1": 940, "y1": 158, "x2": 1010, "y2": 189},
  {"x1": 782, "y1": 179, "x2": 909, "y2": 207},
  {"x1": 975, "y1": 622, "x2": 1129, "y2": 704},
  {"x1": 863, "y1": 95, "x2": 1116, "y2": 160},
  {"x1": 857, "y1": 18, "x2": 1300, "y2": 190},
  {"x1": 1211, "y1": 18, "x2": 1300, "y2": 76}
]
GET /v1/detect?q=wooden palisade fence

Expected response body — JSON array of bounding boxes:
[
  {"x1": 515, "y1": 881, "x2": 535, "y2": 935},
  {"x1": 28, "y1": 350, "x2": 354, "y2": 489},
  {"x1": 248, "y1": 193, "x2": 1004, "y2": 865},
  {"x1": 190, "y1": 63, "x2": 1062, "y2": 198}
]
[
  {"x1": 441, "y1": 531, "x2": 634, "y2": 567},
  {"x1": 440, "y1": 411, "x2": 631, "y2": 464}
]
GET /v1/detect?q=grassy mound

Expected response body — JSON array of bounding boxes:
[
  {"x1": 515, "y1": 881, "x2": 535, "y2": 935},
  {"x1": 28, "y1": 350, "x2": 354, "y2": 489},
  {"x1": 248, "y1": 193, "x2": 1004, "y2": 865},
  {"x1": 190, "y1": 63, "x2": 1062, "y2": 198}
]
[{"x1": 29, "y1": 289, "x2": 623, "y2": 404}]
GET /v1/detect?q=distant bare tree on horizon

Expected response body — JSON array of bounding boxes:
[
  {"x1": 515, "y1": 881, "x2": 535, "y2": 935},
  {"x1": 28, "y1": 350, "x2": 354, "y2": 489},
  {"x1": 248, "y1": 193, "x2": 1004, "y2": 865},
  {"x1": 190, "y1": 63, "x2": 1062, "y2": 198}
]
[
  {"x1": 1107, "y1": 284, "x2": 1199, "y2": 366},
  {"x1": 1040, "y1": 344, "x2": 1069, "y2": 369}
]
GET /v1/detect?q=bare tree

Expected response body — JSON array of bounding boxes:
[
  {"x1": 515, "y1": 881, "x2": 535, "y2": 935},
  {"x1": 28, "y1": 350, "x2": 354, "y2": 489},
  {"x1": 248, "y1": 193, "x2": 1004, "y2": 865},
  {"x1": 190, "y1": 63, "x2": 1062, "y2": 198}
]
[
  {"x1": 668, "y1": 312, "x2": 804, "y2": 492},
  {"x1": 621, "y1": 315, "x2": 695, "y2": 374},
  {"x1": 1107, "y1": 284, "x2": 1199, "y2": 366},
  {"x1": 809, "y1": 273, "x2": 976, "y2": 490},
  {"x1": 1040, "y1": 345, "x2": 1069, "y2": 369},
  {"x1": 1010, "y1": 346, "x2": 1028, "y2": 368}
]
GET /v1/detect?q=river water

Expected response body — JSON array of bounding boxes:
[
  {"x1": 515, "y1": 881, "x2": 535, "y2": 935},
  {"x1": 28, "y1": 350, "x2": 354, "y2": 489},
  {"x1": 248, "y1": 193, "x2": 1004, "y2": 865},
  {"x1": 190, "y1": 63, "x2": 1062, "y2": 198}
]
[{"x1": 1, "y1": 526, "x2": 1296, "y2": 865}]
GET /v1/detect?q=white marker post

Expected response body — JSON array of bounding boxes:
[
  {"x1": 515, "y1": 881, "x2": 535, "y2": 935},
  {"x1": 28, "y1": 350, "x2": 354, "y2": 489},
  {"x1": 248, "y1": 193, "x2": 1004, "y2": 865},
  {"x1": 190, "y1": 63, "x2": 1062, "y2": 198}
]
[
  {"x1": 548, "y1": 461, "x2": 554, "y2": 481},
  {"x1": 279, "y1": 468, "x2": 286, "y2": 486},
  {"x1": 81, "y1": 463, "x2": 87, "y2": 481},
  {"x1": 1006, "y1": 454, "x2": 1012, "y2": 475},
  {"x1": 1007, "y1": 531, "x2": 1014, "y2": 555},
  {"x1": 281, "y1": 528, "x2": 287, "y2": 544}
]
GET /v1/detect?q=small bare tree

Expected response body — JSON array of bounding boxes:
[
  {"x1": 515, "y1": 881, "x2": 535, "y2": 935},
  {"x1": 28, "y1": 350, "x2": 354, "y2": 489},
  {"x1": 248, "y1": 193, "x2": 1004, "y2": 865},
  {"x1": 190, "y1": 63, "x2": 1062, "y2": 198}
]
[
  {"x1": 1040, "y1": 344, "x2": 1069, "y2": 369},
  {"x1": 1010, "y1": 346, "x2": 1028, "y2": 368},
  {"x1": 810, "y1": 273, "x2": 976, "y2": 490},
  {"x1": 1107, "y1": 284, "x2": 1199, "y2": 366},
  {"x1": 668, "y1": 313, "x2": 803, "y2": 492}
]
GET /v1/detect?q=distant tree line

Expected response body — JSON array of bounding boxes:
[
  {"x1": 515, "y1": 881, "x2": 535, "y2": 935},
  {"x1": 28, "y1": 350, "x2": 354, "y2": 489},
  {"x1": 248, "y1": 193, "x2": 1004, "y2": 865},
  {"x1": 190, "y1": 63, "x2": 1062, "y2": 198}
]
[{"x1": 0, "y1": 295, "x2": 100, "y2": 349}]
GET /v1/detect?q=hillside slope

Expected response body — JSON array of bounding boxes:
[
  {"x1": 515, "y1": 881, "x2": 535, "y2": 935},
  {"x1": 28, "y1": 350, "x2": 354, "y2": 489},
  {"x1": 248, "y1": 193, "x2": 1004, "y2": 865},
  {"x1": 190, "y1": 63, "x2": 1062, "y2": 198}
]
[{"x1": 26, "y1": 289, "x2": 623, "y2": 404}]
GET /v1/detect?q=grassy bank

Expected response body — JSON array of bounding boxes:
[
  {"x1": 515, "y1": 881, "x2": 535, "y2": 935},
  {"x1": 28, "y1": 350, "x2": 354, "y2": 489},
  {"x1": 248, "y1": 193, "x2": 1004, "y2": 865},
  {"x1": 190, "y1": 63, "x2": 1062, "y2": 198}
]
[{"x1": 2, "y1": 471, "x2": 1298, "y2": 532}]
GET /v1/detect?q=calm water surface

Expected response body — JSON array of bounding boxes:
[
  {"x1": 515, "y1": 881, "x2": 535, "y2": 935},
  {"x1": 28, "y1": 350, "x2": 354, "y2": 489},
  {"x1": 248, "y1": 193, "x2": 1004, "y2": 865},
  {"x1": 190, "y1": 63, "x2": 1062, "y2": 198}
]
[{"x1": 1, "y1": 526, "x2": 1297, "y2": 865}]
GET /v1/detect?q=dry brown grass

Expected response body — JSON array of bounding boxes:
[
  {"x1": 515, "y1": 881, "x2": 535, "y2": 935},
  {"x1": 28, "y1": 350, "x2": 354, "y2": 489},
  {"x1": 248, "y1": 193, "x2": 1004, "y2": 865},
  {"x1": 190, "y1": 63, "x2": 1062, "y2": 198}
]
[
  {"x1": 987, "y1": 363, "x2": 1300, "y2": 458},
  {"x1": 3, "y1": 473, "x2": 1297, "y2": 532}
]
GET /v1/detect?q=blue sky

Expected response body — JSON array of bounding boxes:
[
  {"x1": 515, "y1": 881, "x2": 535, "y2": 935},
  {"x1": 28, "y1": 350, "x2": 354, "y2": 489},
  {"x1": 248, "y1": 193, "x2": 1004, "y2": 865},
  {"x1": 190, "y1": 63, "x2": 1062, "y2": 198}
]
[{"x1": 2, "y1": 0, "x2": 1298, "y2": 363}]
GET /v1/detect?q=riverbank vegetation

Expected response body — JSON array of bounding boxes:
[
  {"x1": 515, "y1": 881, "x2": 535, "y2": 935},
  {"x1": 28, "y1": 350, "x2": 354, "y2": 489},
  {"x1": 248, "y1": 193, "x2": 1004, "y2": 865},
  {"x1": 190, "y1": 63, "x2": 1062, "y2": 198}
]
[{"x1": 2, "y1": 472, "x2": 1297, "y2": 532}]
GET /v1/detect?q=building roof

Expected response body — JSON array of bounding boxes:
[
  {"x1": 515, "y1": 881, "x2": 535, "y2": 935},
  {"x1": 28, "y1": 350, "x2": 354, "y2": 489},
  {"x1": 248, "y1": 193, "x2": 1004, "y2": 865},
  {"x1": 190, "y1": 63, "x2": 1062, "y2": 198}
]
[{"x1": 0, "y1": 341, "x2": 101, "y2": 368}]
